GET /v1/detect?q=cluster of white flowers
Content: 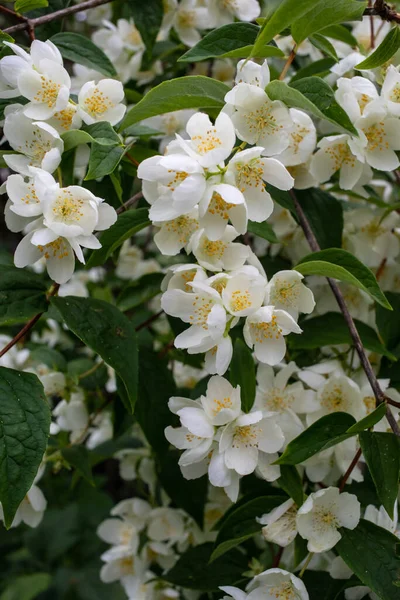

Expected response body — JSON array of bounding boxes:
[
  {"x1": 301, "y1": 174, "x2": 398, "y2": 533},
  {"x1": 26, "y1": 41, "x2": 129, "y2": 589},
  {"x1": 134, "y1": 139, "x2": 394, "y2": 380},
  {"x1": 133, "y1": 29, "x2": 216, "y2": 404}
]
[{"x1": 0, "y1": 40, "x2": 125, "y2": 283}]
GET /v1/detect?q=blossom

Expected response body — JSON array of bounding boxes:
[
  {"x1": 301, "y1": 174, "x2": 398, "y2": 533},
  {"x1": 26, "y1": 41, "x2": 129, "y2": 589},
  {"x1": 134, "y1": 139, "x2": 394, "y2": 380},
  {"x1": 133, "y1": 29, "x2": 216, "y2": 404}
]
[
  {"x1": 176, "y1": 112, "x2": 236, "y2": 167},
  {"x1": 265, "y1": 270, "x2": 315, "y2": 320},
  {"x1": 78, "y1": 79, "x2": 126, "y2": 125},
  {"x1": 199, "y1": 183, "x2": 247, "y2": 240},
  {"x1": 258, "y1": 498, "x2": 298, "y2": 547},
  {"x1": 310, "y1": 134, "x2": 365, "y2": 190},
  {"x1": 244, "y1": 568, "x2": 309, "y2": 600},
  {"x1": 200, "y1": 375, "x2": 241, "y2": 426},
  {"x1": 234, "y1": 59, "x2": 270, "y2": 88},
  {"x1": 350, "y1": 106, "x2": 400, "y2": 171},
  {"x1": 224, "y1": 84, "x2": 293, "y2": 155},
  {"x1": 278, "y1": 109, "x2": 317, "y2": 167},
  {"x1": 296, "y1": 487, "x2": 360, "y2": 552},
  {"x1": 226, "y1": 147, "x2": 294, "y2": 222},
  {"x1": 153, "y1": 208, "x2": 200, "y2": 255},
  {"x1": 209, "y1": 0, "x2": 260, "y2": 27},
  {"x1": 171, "y1": 0, "x2": 209, "y2": 47},
  {"x1": 309, "y1": 375, "x2": 366, "y2": 424},
  {"x1": 0, "y1": 467, "x2": 47, "y2": 529},
  {"x1": 335, "y1": 76, "x2": 379, "y2": 122},
  {"x1": 221, "y1": 266, "x2": 267, "y2": 317},
  {"x1": 381, "y1": 65, "x2": 400, "y2": 117},
  {"x1": 92, "y1": 18, "x2": 144, "y2": 61},
  {"x1": 244, "y1": 306, "x2": 302, "y2": 365},
  {"x1": 189, "y1": 226, "x2": 249, "y2": 272}
]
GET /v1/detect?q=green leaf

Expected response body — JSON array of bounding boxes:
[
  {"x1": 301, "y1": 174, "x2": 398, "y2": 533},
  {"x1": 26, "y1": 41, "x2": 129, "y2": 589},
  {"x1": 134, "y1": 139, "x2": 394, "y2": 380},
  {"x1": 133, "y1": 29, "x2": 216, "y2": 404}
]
[
  {"x1": 50, "y1": 33, "x2": 117, "y2": 77},
  {"x1": 229, "y1": 338, "x2": 256, "y2": 413},
  {"x1": 126, "y1": 0, "x2": 163, "y2": 54},
  {"x1": 84, "y1": 121, "x2": 122, "y2": 145},
  {"x1": 275, "y1": 412, "x2": 356, "y2": 465},
  {"x1": 291, "y1": 0, "x2": 367, "y2": 44},
  {"x1": 346, "y1": 403, "x2": 387, "y2": 434},
  {"x1": 310, "y1": 34, "x2": 338, "y2": 61},
  {"x1": 210, "y1": 495, "x2": 285, "y2": 561},
  {"x1": 51, "y1": 297, "x2": 138, "y2": 413},
  {"x1": 61, "y1": 446, "x2": 94, "y2": 486},
  {"x1": 319, "y1": 24, "x2": 358, "y2": 47},
  {"x1": 289, "y1": 312, "x2": 396, "y2": 360},
  {"x1": 0, "y1": 265, "x2": 47, "y2": 325},
  {"x1": 266, "y1": 78, "x2": 357, "y2": 135},
  {"x1": 179, "y1": 23, "x2": 284, "y2": 62},
  {"x1": 0, "y1": 367, "x2": 50, "y2": 529},
  {"x1": 295, "y1": 248, "x2": 392, "y2": 309},
  {"x1": 376, "y1": 292, "x2": 400, "y2": 349},
  {"x1": 290, "y1": 58, "x2": 335, "y2": 82},
  {"x1": 337, "y1": 519, "x2": 400, "y2": 599},
  {"x1": 14, "y1": 0, "x2": 48, "y2": 13},
  {"x1": 356, "y1": 26, "x2": 400, "y2": 70},
  {"x1": 247, "y1": 220, "x2": 279, "y2": 243},
  {"x1": 85, "y1": 144, "x2": 125, "y2": 181},
  {"x1": 0, "y1": 573, "x2": 51, "y2": 600},
  {"x1": 86, "y1": 208, "x2": 150, "y2": 268},
  {"x1": 163, "y1": 543, "x2": 247, "y2": 590},
  {"x1": 120, "y1": 76, "x2": 229, "y2": 130},
  {"x1": 62, "y1": 129, "x2": 94, "y2": 152},
  {"x1": 117, "y1": 273, "x2": 163, "y2": 312},
  {"x1": 278, "y1": 465, "x2": 305, "y2": 507},
  {"x1": 250, "y1": 0, "x2": 316, "y2": 57},
  {"x1": 296, "y1": 188, "x2": 343, "y2": 249},
  {"x1": 359, "y1": 432, "x2": 400, "y2": 519}
]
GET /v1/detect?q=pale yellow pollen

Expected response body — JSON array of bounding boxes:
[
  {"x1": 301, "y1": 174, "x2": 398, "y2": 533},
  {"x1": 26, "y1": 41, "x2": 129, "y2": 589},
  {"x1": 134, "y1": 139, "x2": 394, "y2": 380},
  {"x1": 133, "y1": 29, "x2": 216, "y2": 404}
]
[
  {"x1": 390, "y1": 83, "x2": 400, "y2": 102},
  {"x1": 272, "y1": 279, "x2": 300, "y2": 308},
  {"x1": 290, "y1": 124, "x2": 309, "y2": 154},
  {"x1": 263, "y1": 387, "x2": 294, "y2": 412},
  {"x1": 53, "y1": 106, "x2": 76, "y2": 130},
  {"x1": 212, "y1": 396, "x2": 232, "y2": 415},
  {"x1": 163, "y1": 114, "x2": 180, "y2": 135},
  {"x1": 250, "y1": 315, "x2": 282, "y2": 343},
  {"x1": 83, "y1": 88, "x2": 114, "y2": 117},
  {"x1": 321, "y1": 385, "x2": 346, "y2": 412},
  {"x1": 245, "y1": 102, "x2": 283, "y2": 138},
  {"x1": 52, "y1": 190, "x2": 84, "y2": 222},
  {"x1": 167, "y1": 169, "x2": 189, "y2": 191},
  {"x1": 33, "y1": 75, "x2": 60, "y2": 108},
  {"x1": 364, "y1": 121, "x2": 389, "y2": 152},
  {"x1": 165, "y1": 215, "x2": 199, "y2": 245},
  {"x1": 189, "y1": 295, "x2": 213, "y2": 329},
  {"x1": 38, "y1": 238, "x2": 69, "y2": 260},
  {"x1": 270, "y1": 582, "x2": 298, "y2": 600},
  {"x1": 232, "y1": 424, "x2": 261, "y2": 448},
  {"x1": 324, "y1": 142, "x2": 356, "y2": 171},
  {"x1": 202, "y1": 239, "x2": 227, "y2": 259},
  {"x1": 21, "y1": 183, "x2": 39, "y2": 205},
  {"x1": 207, "y1": 192, "x2": 235, "y2": 220},
  {"x1": 192, "y1": 127, "x2": 222, "y2": 154},
  {"x1": 230, "y1": 289, "x2": 251, "y2": 312},
  {"x1": 358, "y1": 93, "x2": 371, "y2": 113},
  {"x1": 211, "y1": 279, "x2": 227, "y2": 294},
  {"x1": 363, "y1": 395, "x2": 375, "y2": 414},
  {"x1": 21, "y1": 126, "x2": 52, "y2": 164},
  {"x1": 120, "y1": 556, "x2": 134, "y2": 574},
  {"x1": 360, "y1": 218, "x2": 385, "y2": 238},
  {"x1": 181, "y1": 270, "x2": 196, "y2": 292},
  {"x1": 315, "y1": 508, "x2": 338, "y2": 530},
  {"x1": 176, "y1": 9, "x2": 196, "y2": 27},
  {"x1": 125, "y1": 25, "x2": 142, "y2": 46},
  {"x1": 235, "y1": 158, "x2": 264, "y2": 193}
]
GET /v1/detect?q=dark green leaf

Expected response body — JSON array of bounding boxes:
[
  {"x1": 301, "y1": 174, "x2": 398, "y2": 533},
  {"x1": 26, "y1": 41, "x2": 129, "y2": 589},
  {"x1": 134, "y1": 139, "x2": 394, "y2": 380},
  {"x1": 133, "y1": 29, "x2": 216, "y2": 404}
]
[
  {"x1": 310, "y1": 33, "x2": 338, "y2": 61},
  {"x1": 85, "y1": 144, "x2": 125, "y2": 180},
  {"x1": 319, "y1": 24, "x2": 358, "y2": 47},
  {"x1": 51, "y1": 297, "x2": 138, "y2": 413},
  {"x1": 0, "y1": 573, "x2": 51, "y2": 600},
  {"x1": 295, "y1": 248, "x2": 392, "y2": 309},
  {"x1": 61, "y1": 446, "x2": 94, "y2": 486},
  {"x1": 14, "y1": 0, "x2": 48, "y2": 12},
  {"x1": 84, "y1": 121, "x2": 122, "y2": 145},
  {"x1": 359, "y1": 432, "x2": 400, "y2": 518},
  {"x1": 296, "y1": 188, "x2": 343, "y2": 249},
  {"x1": 346, "y1": 403, "x2": 387, "y2": 434},
  {"x1": 179, "y1": 23, "x2": 283, "y2": 62},
  {"x1": 117, "y1": 273, "x2": 163, "y2": 312},
  {"x1": 290, "y1": 58, "x2": 336, "y2": 82},
  {"x1": 356, "y1": 27, "x2": 400, "y2": 70},
  {"x1": 163, "y1": 543, "x2": 247, "y2": 590},
  {"x1": 120, "y1": 76, "x2": 229, "y2": 130},
  {"x1": 0, "y1": 265, "x2": 47, "y2": 325},
  {"x1": 289, "y1": 312, "x2": 396, "y2": 360},
  {"x1": 275, "y1": 412, "x2": 356, "y2": 465},
  {"x1": 302, "y1": 571, "x2": 351, "y2": 600},
  {"x1": 211, "y1": 495, "x2": 285, "y2": 561},
  {"x1": 376, "y1": 292, "x2": 400, "y2": 349},
  {"x1": 229, "y1": 338, "x2": 256, "y2": 413},
  {"x1": 0, "y1": 367, "x2": 50, "y2": 528},
  {"x1": 247, "y1": 220, "x2": 279, "y2": 243},
  {"x1": 86, "y1": 208, "x2": 150, "y2": 268},
  {"x1": 126, "y1": 0, "x2": 163, "y2": 54},
  {"x1": 50, "y1": 33, "x2": 117, "y2": 77},
  {"x1": 337, "y1": 519, "x2": 400, "y2": 599},
  {"x1": 278, "y1": 465, "x2": 305, "y2": 507}
]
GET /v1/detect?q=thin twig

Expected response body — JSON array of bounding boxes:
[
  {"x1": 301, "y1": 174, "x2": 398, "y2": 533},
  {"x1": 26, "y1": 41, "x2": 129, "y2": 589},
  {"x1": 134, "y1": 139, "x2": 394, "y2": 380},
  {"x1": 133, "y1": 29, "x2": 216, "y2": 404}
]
[
  {"x1": 135, "y1": 310, "x2": 163, "y2": 332},
  {"x1": 116, "y1": 191, "x2": 143, "y2": 214},
  {"x1": 279, "y1": 45, "x2": 297, "y2": 80},
  {"x1": 299, "y1": 552, "x2": 314, "y2": 578},
  {"x1": 387, "y1": 398, "x2": 400, "y2": 409},
  {"x1": 364, "y1": 1, "x2": 400, "y2": 24},
  {"x1": 0, "y1": 283, "x2": 59, "y2": 359},
  {"x1": 272, "y1": 546, "x2": 284, "y2": 568},
  {"x1": 339, "y1": 448, "x2": 362, "y2": 492},
  {"x1": 289, "y1": 190, "x2": 400, "y2": 438},
  {"x1": 3, "y1": 0, "x2": 114, "y2": 34},
  {"x1": 368, "y1": 0, "x2": 376, "y2": 48},
  {"x1": 0, "y1": 4, "x2": 24, "y2": 20}
]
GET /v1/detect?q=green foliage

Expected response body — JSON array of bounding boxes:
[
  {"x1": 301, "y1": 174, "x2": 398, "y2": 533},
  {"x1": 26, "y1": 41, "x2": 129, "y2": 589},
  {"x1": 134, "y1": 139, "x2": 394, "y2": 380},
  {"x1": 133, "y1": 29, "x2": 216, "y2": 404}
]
[
  {"x1": 117, "y1": 273, "x2": 163, "y2": 312},
  {"x1": 50, "y1": 33, "x2": 117, "y2": 77},
  {"x1": 359, "y1": 431, "x2": 400, "y2": 518},
  {"x1": 61, "y1": 446, "x2": 94, "y2": 486},
  {"x1": 0, "y1": 265, "x2": 48, "y2": 325},
  {"x1": 126, "y1": 0, "x2": 164, "y2": 54},
  {"x1": 356, "y1": 27, "x2": 400, "y2": 69},
  {"x1": 309, "y1": 34, "x2": 338, "y2": 61},
  {"x1": 120, "y1": 76, "x2": 229, "y2": 130},
  {"x1": 14, "y1": 0, "x2": 48, "y2": 12},
  {"x1": 296, "y1": 188, "x2": 344, "y2": 249},
  {"x1": 229, "y1": 338, "x2": 256, "y2": 413},
  {"x1": 247, "y1": 220, "x2": 279, "y2": 243},
  {"x1": 51, "y1": 297, "x2": 138, "y2": 412},
  {"x1": 0, "y1": 573, "x2": 51, "y2": 600},
  {"x1": 337, "y1": 519, "x2": 400, "y2": 600},
  {"x1": 0, "y1": 367, "x2": 50, "y2": 528},
  {"x1": 277, "y1": 465, "x2": 305, "y2": 507},
  {"x1": 295, "y1": 248, "x2": 392, "y2": 309}
]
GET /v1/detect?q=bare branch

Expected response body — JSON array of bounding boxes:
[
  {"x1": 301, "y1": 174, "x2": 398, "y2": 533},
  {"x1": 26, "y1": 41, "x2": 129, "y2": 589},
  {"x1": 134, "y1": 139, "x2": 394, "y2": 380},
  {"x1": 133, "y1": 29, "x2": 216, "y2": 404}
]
[
  {"x1": 364, "y1": 0, "x2": 400, "y2": 24},
  {"x1": 116, "y1": 191, "x2": 143, "y2": 215}
]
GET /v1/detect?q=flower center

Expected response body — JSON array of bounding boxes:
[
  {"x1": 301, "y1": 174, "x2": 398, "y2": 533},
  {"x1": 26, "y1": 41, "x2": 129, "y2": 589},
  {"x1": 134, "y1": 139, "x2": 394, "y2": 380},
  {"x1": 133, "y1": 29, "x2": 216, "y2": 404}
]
[
  {"x1": 33, "y1": 75, "x2": 60, "y2": 107},
  {"x1": 189, "y1": 295, "x2": 214, "y2": 328},
  {"x1": 164, "y1": 215, "x2": 199, "y2": 245},
  {"x1": 390, "y1": 83, "x2": 400, "y2": 102},
  {"x1": 177, "y1": 9, "x2": 196, "y2": 27},
  {"x1": 38, "y1": 238, "x2": 69, "y2": 260},
  {"x1": 250, "y1": 315, "x2": 282, "y2": 343},
  {"x1": 364, "y1": 122, "x2": 389, "y2": 152},
  {"x1": 269, "y1": 582, "x2": 298, "y2": 600},
  {"x1": 324, "y1": 142, "x2": 356, "y2": 170},
  {"x1": 230, "y1": 289, "x2": 251, "y2": 312},
  {"x1": 244, "y1": 102, "x2": 282, "y2": 138},
  {"x1": 207, "y1": 192, "x2": 235, "y2": 220},
  {"x1": 321, "y1": 385, "x2": 347, "y2": 412},
  {"x1": 233, "y1": 424, "x2": 260, "y2": 448},
  {"x1": 167, "y1": 170, "x2": 189, "y2": 191},
  {"x1": 192, "y1": 128, "x2": 223, "y2": 154},
  {"x1": 202, "y1": 239, "x2": 227, "y2": 259},
  {"x1": 212, "y1": 396, "x2": 232, "y2": 415},
  {"x1": 84, "y1": 88, "x2": 114, "y2": 117},
  {"x1": 53, "y1": 191, "x2": 84, "y2": 223},
  {"x1": 235, "y1": 159, "x2": 264, "y2": 192}
]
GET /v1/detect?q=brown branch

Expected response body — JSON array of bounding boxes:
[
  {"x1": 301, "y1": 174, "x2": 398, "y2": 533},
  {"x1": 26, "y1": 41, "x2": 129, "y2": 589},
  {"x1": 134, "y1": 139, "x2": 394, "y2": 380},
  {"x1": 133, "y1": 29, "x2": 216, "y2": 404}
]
[
  {"x1": 364, "y1": 1, "x2": 400, "y2": 24},
  {"x1": 289, "y1": 190, "x2": 400, "y2": 438},
  {"x1": 368, "y1": 0, "x2": 376, "y2": 48},
  {"x1": 279, "y1": 45, "x2": 297, "y2": 81},
  {"x1": 0, "y1": 283, "x2": 59, "y2": 359},
  {"x1": 116, "y1": 191, "x2": 143, "y2": 214},
  {"x1": 0, "y1": 4, "x2": 24, "y2": 20},
  {"x1": 339, "y1": 448, "x2": 362, "y2": 492},
  {"x1": 135, "y1": 310, "x2": 163, "y2": 332},
  {"x1": 3, "y1": 0, "x2": 114, "y2": 34}
]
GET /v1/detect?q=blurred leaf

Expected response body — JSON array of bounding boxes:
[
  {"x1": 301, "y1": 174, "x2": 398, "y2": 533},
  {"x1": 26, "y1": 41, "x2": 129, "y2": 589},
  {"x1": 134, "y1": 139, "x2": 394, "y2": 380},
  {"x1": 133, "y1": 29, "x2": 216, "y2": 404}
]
[
  {"x1": 229, "y1": 338, "x2": 256, "y2": 413},
  {"x1": 126, "y1": 0, "x2": 163, "y2": 54},
  {"x1": 247, "y1": 220, "x2": 279, "y2": 243},
  {"x1": 0, "y1": 265, "x2": 48, "y2": 325},
  {"x1": 61, "y1": 446, "x2": 94, "y2": 486},
  {"x1": 50, "y1": 33, "x2": 117, "y2": 76},
  {"x1": 117, "y1": 273, "x2": 163, "y2": 312},
  {"x1": 0, "y1": 573, "x2": 51, "y2": 600},
  {"x1": 278, "y1": 465, "x2": 305, "y2": 507},
  {"x1": 14, "y1": 0, "x2": 48, "y2": 12}
]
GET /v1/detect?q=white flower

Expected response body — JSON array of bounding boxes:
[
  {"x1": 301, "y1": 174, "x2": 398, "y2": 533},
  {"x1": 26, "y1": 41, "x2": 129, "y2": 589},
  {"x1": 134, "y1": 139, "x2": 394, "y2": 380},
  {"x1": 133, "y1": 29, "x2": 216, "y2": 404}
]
[
  {"x1": 310, "y1": 134, "x2": 365, "y2": 191},
  {"x1": 296, "y1": 487, "x2": 360, "y2": 552},
  {"x1": 189, "y1": 226, "x2": 249, "y2": 272},
  {"x1": 352, "y1": 16, "x2": 391, "y2": 51},
  {"x1": 138, "y1": 153, "x2": 206, "y2": 221},
  {"x1": 171, "y1": 0, "x2": 209, "y2": 47},
  {"x1": 5, "y1": 172, "x2": 42, "y2": 220},
  {"x1": 0, "y1": 475, "x2": 47, "y2": 529},
  {"x1": 219, "y1": 411, "x2": 284, "y2": 476},
  {"x1": 100, "y1": 551, "x2": 145, "y2": 585},
  {"x1": 141, "y1": 109, "x2": 196, "y2": 152},
  {"x1": 351, "y1": 106, "x2": 400, "y2": 171},
  {"x1": 381, "y1": 65, "x2": 400, "y2": 117},
  {"x1": 244, "y1": 306, "x2": 302, "y2": 365},
  {"x1": 209, "y1": 0, "x2": 260, "y2": 27},
  {"x1": 245, "y1": 568, "x2": 309, "y2": 600},
  {"x1": 234, "y1": 59, "x2": 270, "y2": 88},
  {"x1": 162, "y1": 263, "x2": 207, "y2": 292},
  {"x1": 44, "y1": 102, "x2": 82, "y2": 133},
  {"x1": 345, "y1": 208, "x2": 400, "y2": 268},
  {"x1": 147, "y1": 507, "x2": 187, "y2": 544},
  {"x1": 265, "y1": 270, "x2": 315, "y2": 320},
  {"x1": 161, "y1": 280, "x2": 227, "y2": 353},
  {"x1": 258, "y1": 498, "x2": 298, "y2": 547},
  {"x1": 220, "y1": 587, "x2": 247, "y2": 600},
  {"x1": 86, "y1": 411, "x2": 113, "y2": 449},
  {"x1": 204, "y1": 334, "x2": 233, "y2": 376},
  {"x1": 199, "y1": 183, "x2": 247, "y2": 240},
  {"x1": 154, "y1": 208, "x2": 200, "y2": 255},
  {"x1": 78, "y1": 79, "x2": 126, "y2": 125},
  {"x1": 51, "y1": 392, "x2": 89, "y2": 440},
  {"x1": 278, "y1": 109, "x2": 317, "y2": 167},
  {"x1": 200, "y1": 375, "x2": 241, "y2": 426},
  {"x1": 0, "y1": 40, "x2": 70, "y2": 119},
  {"x1": 308, "y1": 375, "x2": 366, "y2": 424},
  {"x1": 3, "y1": 105, "x2": 63, "y2": 176},
  {"x1": 92, "y1": 18, "x2": 144, "y2": 61},
  {"x1": 221, "y1": 266, "x2": 266, "y2": 317},
  {"x1": 335, "y1": 76, "x2": 379, "y2": 122},
  {"x1": 176, "y1": 112, "x2": 236, "y2": 167},
  {"x1": 226, "y1": 147, "x2": 294, "y2": 222},
  {"x1": 224, "y1": 84, "x2": 293, "y2": 155}
]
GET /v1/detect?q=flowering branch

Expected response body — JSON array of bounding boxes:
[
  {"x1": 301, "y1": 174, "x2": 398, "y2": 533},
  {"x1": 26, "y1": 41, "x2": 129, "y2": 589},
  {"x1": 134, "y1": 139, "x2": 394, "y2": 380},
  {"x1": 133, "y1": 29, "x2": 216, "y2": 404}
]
[
  {"x1": 363, "y1": 0, "x2": 400, "y2": 24},
  {"x1": 3, "y1": 0, "x2": 114, "y2": 35},
  {"x1": 289, "y1": 190, "x2": 400, "y2": 438}
]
